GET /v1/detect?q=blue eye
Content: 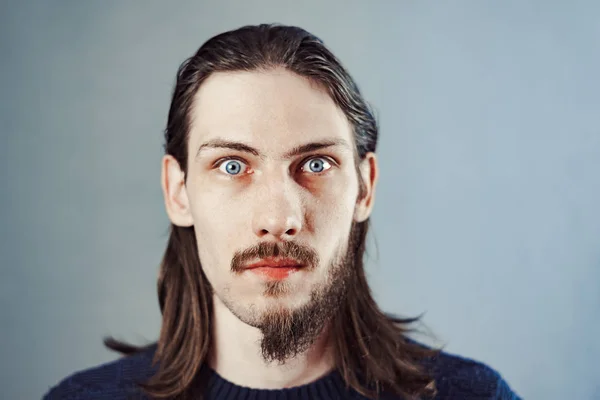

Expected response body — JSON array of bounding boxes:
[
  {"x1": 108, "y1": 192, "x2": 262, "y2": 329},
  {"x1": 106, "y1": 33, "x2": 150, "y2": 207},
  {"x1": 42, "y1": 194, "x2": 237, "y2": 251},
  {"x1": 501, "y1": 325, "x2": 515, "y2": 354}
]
[
  {"x1": 216, "y1": 156, "x2": 332, "y2": 177},
  {"x1": 218, "y1": 159, "x2": 247, "y2": 175},
  {"x1": 302, "y1": 157, "x2": 332, "y2": 174}
]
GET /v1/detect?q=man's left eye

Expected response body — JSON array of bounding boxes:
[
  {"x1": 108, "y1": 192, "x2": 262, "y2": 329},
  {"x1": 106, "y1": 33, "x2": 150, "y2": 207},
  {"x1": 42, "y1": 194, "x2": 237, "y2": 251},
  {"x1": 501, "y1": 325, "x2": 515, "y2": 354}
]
[{"x1": 300, "y1": 157, "x2": 332, "y2": 174}]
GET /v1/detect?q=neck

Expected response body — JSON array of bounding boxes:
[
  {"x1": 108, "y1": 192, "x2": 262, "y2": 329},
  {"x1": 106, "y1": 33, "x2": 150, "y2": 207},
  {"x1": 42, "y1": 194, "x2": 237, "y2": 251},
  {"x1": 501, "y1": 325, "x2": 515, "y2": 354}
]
[{"x1": 208, "y1": 294, "x2": 336, "y2": 389}]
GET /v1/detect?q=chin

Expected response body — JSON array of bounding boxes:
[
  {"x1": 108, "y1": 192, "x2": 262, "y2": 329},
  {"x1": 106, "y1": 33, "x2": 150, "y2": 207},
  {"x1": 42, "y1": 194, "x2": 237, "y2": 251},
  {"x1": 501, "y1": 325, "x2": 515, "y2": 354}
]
[
  {"x1": 255, "y1": 291, "x2": 305, "y2": 307},
  {"x1": 249, "y1": 292, "x2": 310, "y2": 316}
]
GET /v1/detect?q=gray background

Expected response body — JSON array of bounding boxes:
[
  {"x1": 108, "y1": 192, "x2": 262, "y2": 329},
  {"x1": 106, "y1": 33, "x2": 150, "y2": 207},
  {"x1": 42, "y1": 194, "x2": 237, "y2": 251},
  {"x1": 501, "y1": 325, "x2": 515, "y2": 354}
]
[{"x1": 2, "y1": 1, "x2": 599, "y2": 399}]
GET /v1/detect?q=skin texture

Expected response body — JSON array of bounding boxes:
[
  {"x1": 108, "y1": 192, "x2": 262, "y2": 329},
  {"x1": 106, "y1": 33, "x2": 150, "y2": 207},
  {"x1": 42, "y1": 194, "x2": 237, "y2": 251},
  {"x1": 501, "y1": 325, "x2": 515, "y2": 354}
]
[{"x1": 161, "y1": 67, "x2": 378, "y2": 389}]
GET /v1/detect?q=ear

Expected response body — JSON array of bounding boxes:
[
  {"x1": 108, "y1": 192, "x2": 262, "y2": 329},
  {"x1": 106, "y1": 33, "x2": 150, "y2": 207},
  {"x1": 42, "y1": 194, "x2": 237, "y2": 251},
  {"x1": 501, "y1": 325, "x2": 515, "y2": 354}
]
[
  {"x1": 354, "y1": 152, "x2": 378, "y2": 222},
  {"x1": 161, "y1": 155, "x2": 194, "y2": 227}
]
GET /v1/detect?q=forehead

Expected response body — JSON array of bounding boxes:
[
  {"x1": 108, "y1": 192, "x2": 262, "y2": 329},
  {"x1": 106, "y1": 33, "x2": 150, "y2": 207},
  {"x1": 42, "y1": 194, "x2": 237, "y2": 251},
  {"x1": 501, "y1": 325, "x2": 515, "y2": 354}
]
[{"x1": 188, "y1": 68, "x2": 354, "y2": 155}]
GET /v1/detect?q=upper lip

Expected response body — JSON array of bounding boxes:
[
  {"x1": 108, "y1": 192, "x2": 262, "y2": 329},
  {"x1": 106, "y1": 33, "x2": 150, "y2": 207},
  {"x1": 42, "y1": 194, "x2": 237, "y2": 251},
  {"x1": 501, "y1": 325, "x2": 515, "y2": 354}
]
[{"x1": 245, "y1": 257, "x2": 304, "y2": 269}]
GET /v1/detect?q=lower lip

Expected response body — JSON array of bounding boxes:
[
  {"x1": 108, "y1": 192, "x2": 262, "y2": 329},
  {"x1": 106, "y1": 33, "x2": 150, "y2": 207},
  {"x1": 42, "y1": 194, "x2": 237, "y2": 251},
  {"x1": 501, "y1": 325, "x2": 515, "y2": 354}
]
[{"x1": 247, "y1": 266, "x2": 301, "y2": 280}]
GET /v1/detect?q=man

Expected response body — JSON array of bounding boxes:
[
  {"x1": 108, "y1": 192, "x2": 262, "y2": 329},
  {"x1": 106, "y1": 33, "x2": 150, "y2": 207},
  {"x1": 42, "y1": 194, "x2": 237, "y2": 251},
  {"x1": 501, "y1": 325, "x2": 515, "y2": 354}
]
[{"x1": 44, "y1": 24, "x2": 520, "y2": 399}]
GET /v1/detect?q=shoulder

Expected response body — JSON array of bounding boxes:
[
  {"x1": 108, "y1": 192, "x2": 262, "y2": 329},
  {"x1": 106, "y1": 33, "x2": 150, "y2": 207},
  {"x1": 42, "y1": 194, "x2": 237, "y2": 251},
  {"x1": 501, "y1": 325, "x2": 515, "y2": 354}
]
[
  {"x1": 408, "y1": 339, "x2": 521, "y2": 399},
  {"x1": 43, "y1": 344, "x2": 158, "y2": 400},
  {"x1": 430, "y1": 349, "x2": 520, "y2": 399}
]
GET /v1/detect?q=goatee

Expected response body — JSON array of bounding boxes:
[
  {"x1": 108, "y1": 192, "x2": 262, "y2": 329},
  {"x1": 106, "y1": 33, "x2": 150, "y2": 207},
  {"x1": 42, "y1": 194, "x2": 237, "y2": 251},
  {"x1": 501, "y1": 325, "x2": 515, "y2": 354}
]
[{"x1": 257, "y1": 226, "x2": 358, "y2": 364}]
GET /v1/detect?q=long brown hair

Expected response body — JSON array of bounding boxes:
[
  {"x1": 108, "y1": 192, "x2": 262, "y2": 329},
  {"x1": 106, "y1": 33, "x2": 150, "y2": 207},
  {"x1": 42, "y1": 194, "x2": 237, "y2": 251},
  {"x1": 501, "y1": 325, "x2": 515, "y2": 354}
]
[{"x1": 105, "y1": 23, "x2": 440, "y2": 399}]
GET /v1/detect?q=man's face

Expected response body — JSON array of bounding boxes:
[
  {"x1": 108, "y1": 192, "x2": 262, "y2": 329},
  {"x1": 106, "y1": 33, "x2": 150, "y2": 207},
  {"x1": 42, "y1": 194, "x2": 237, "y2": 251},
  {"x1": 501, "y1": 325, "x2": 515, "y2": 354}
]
[{"x1": 163, "y1": 67, "x2": 377, "y2": 360}]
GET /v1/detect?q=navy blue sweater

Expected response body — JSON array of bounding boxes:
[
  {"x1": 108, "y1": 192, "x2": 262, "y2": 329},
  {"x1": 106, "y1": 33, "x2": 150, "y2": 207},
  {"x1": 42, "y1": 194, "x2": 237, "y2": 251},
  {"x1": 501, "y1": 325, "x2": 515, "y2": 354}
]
[{"x1": 43, "y1": 343, "x2": 520, "y2": 399}]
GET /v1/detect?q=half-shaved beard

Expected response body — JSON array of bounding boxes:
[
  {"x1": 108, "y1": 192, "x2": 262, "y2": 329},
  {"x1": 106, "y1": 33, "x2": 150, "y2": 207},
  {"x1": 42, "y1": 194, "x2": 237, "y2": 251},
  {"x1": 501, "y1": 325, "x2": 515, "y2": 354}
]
[
  {"x1": 253, "y1": 223, "x2": 358, "y2": 364},
  {"x1": 223, "y1": 223, "x2": 360, "y2": 364},
  {"x1": 257, "y1": 249, "x2": 354, "y2": 364}
]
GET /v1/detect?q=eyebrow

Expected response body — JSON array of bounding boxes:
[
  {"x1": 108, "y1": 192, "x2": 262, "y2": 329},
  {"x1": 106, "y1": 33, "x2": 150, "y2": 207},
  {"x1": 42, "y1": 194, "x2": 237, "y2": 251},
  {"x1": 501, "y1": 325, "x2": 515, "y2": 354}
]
[{"x1": 195, "y1": 137, "x2": 351, "y2": 160}]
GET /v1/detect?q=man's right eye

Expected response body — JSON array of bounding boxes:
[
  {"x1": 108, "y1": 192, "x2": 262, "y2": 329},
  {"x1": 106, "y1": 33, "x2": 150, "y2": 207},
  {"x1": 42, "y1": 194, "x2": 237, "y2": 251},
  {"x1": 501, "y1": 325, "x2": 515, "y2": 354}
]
[{"x1": 216, "y1": 158, "x2": 248, "y2": 176}]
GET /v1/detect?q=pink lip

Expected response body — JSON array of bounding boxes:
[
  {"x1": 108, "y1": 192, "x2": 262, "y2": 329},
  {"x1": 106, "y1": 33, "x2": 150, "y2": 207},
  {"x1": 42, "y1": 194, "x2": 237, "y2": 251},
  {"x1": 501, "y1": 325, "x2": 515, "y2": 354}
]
[
  {"x1": 248, "y1": 266, "x2": 301, "y2": 280},
  {"x1": 245, "y1": 257, "x2": 304, "y2": 269}
]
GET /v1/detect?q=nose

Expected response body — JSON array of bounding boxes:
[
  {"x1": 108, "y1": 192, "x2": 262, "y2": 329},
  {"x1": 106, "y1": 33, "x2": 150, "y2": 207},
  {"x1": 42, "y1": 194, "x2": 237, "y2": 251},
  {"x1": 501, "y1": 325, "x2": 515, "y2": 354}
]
[{"x1": 252, "y1": 179, "x2": 302, "y2": 241}]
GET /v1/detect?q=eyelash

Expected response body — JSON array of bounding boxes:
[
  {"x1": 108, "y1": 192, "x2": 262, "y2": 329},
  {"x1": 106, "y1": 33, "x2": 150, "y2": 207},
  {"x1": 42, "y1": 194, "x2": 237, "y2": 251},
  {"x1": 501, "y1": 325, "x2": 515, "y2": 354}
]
[{"x1": 213, "y1": 155, "x2": 336, "y2": 177}]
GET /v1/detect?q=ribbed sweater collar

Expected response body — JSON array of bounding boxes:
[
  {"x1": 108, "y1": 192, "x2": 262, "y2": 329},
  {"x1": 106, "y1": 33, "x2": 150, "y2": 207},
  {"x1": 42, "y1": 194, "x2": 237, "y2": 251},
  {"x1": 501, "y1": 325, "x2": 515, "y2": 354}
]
[{"x1": 203, "y1": 367, "x2": 370, "y2": 400}]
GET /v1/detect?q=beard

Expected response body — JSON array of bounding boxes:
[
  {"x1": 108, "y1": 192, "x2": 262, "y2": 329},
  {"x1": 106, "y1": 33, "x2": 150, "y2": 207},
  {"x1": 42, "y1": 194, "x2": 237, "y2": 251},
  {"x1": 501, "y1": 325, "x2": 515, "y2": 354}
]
[
  {"x1": 256, "y1": 253, "x2": 353, "y2": 364},
  {"x1": 222, "y1": 222, "x2": 360, "y2": 364}
]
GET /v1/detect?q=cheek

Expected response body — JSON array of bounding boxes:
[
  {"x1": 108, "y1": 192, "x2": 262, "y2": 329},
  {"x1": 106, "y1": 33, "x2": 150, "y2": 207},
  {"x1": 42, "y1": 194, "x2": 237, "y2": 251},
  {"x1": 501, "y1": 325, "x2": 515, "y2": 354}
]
[
  {"x1": 186, "y1": 185, "x2": 250, "y2": 279},
  {"x1": 187, "y1": 177, "x2": 243, "y2": 228},
  {"x1": 309, "y1": 201, "x2": 356, "y2": 265},
  {"x1": 188, "y1": 176, "x2": 250, "y2": 219},
  {"x1": 187, "y1": 204, "x2": 228, "y2": 276},
  {"x1": 311, "y1": 180, "x2": 357, "y2": 226}
]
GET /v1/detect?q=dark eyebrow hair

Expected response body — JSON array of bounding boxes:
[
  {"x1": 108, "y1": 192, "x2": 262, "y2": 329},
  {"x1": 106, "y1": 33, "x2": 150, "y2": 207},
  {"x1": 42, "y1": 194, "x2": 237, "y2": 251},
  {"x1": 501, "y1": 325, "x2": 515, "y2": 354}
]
[{"x1": 195, "y1": 137, "x2": 351, "y2": 160}]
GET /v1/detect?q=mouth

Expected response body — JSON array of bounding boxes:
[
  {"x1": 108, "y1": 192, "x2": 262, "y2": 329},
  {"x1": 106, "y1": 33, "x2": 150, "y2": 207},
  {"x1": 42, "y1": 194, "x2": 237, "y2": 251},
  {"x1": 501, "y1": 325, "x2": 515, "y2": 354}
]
[{"x1": 244, "y1": 257, "x2": 305, "y2": 280}]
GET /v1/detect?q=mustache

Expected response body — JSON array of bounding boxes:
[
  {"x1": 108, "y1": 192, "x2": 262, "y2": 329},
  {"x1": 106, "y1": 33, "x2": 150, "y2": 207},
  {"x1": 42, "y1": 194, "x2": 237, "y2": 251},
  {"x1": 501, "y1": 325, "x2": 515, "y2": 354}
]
[{"x1": 230, "y1": 241, "x2": 320, "y2": 273}]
